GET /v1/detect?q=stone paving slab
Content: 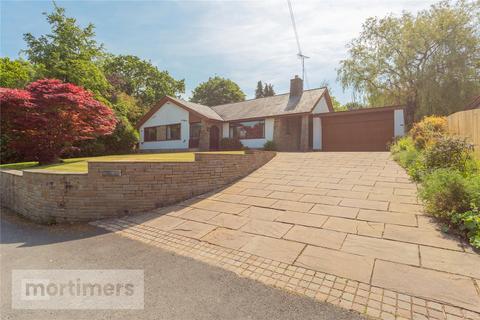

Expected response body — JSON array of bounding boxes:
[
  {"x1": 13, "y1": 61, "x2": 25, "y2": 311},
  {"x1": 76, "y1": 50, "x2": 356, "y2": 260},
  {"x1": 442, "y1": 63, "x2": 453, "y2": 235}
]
[
  {"x1": 372, "y1": 260, "x2": 480, "y2": 313},
  {"x1": 294, "y1": 245, "x2": 374, "y2": 283},
  {"x1": 92, "y1": 152, "x2": 480, "y2": 320},
  {"x1": 383, "y1": 224, "x2": 463, "y2": 251},
  {"x1": 342, "y1": 234, "x2": 420, "y2": 266},
  {"x1": 202, "y1": 228, "x2": 253, "y2": 250},
  {"x1": 310, "y1": 204, "x2": 359, "y2": 218},
  {"x1": 419, "y1": 246, "x2": 480, "y2": 278},
  {"x1": 240, "y1": 219, "x2": 292, "y2": 238},
  {"x1": 275, "y1": 211, "x2": 328, "y2": 228},
  {"x1": 357, "y1": 209, "x2": 418, "y2": 227},
  {"x1": 322, "y1": 216, "x2": 384, "y2": 238},
  {"x1": 240, "y1": 235, "x2": 305, "y2": 264},
  {"x1": 207, "y1": 213, "x2": 249, "y2": 229},
  {"x1": 284, "y1": 225, "x2": 347, "y2": 249}
]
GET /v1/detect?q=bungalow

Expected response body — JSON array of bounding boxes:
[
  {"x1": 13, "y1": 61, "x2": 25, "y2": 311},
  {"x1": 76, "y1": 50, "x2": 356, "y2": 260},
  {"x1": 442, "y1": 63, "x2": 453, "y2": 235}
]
[{"x1": 136, "y1": 76, "x2": 405, "y2": 152}]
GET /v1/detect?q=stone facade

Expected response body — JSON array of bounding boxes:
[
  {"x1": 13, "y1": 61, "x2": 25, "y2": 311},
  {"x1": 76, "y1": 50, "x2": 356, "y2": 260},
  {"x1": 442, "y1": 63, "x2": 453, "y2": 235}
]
[
  {"x1": 198, "y1": 119, "x2": 211, "y2": 151},
  {"x1": 0, "y1": 151, "x2": 275, "y2": 223},
  {"x1": 273, "y1": 116, "x2": 302, "y2": 151},
  {"x1": 299, "y1": 114, "x2": 310, "y2": 152}
]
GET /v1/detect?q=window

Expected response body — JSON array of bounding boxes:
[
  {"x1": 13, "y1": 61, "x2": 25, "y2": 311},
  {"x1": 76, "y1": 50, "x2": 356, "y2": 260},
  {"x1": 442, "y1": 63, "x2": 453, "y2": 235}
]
[
  {"x1": 144, "y1": 124, "x2": 181, "y2": 141},
  {"x1": 229, "y1": 120, "x2": 265, "y2": 139}
]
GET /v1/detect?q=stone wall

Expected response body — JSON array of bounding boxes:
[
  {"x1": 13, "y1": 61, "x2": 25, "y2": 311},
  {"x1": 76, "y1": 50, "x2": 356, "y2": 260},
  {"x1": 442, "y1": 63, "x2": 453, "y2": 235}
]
[
  {"x1": 0, "y1": 151, "x2": 275, "y2": 223},
  {"x1": 273, "y1": 116, "x2": 302, "y2": 151}
]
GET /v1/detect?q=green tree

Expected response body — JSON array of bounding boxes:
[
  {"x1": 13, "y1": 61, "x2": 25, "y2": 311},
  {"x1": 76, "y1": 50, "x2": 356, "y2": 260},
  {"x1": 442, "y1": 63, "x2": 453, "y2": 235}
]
[
  {"x1": 111, "y1": 92, "x2": 143, "y2": 124},
  {"x1": 22, "y1": 5, "x2": 110, "y2": 95},
  {"x1": 0, "y1": 58, "x2": 41, "y2": 88},
  {"x1": 344, "y1": 102, "x2": 365, "y2": 110},
  {"x1": 331, "y1": 95, "x2": 346, "y2": 111},
  {"x1": 338, "y1": 1, "x2": 480, "y2": 124},
  {"x1": 264, "y1": 83, "x2": 275, "y2": 97},
  {"x1": 255, "y1": 81, "x2": 264, "y2": 98},
  {"x1": 191, "y1": 76, "x2": 245, "y2": 106},
  {"x1": 103, "y1": 55, "x2": 185, "y2": 109},
  {"x1": 255, "y1": 81, "x2": 275, "y2": 98}
]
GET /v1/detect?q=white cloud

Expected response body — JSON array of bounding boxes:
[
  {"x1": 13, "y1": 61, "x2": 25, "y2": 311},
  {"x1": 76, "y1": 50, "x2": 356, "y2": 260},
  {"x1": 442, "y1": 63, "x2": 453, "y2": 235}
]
[{"x1": 170, "y1": 0, "x2": 438, "y2": 102}]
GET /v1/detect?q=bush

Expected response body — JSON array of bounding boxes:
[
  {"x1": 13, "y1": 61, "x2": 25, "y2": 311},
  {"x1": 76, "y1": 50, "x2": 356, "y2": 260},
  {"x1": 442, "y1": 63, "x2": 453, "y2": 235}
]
[
  {"x1": 424, "y1": 136, "x2": 474, "y2": 173},
  {"x1": 407, "y1": 155, "x2": 426, "y2": 182},
  {"x1": 102, "y1": 116, "x2": 139, "y2": 154},
  {"x1": 420, "y1": 170, "x2": 480, "y2": 248},
  {"x1": 419, "y1": 169, "x2": 471, "y2": 218},
  {"x1": 390, "y1": 136, "x2": 414, "y2": 152},
  {"x1": 452, "y1": 209, "x2": 480, "y2": 249},
  {"x1": 219, "y1": 137, "x2": 243, "y2": 151},
  {"x1": 410, "y1": 116, "x2": 447, "y2": 149},
  {"x1": 263, "y1": 140, "x2": 277, "y2": 151},
  {"x1": 391, "y1": 122, "x2": 480, "y2": 249}
]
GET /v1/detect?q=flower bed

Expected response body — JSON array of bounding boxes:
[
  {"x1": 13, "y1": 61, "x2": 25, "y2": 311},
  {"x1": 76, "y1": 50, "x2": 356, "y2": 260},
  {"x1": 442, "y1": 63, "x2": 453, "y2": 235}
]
[{"x1": 390, "y1": 116, "x2": 480, "y2": 249}]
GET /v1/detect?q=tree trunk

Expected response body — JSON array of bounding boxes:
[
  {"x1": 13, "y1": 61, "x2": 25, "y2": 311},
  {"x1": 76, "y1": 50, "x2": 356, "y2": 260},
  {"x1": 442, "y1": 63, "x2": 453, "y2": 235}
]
[{"x1": 404, "y1": 99, "x2": 416, "y2": 130}]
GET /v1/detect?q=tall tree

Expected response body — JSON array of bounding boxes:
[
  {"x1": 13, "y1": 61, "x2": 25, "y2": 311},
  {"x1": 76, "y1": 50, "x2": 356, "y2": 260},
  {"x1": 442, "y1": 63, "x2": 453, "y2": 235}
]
[
  {"x1": 0, "y1": 58, "x2": 41, "y2": 88},
  {"x1": 255, "y1": 81, "x2": 275, "y2": 98},
  {"x1": 0, "y1": 79, "x2": 116, "y2": 164},
  {"x1": 103, "y1": 55, "x2": 185, "y2": 110},
  {"x1": 264, "y1": 83, "x2": 275, "y2": 97},
  {"x1": 191, "y1": 76, "x2": 245, "y2": 106},
  {"x1": 255, "y1": 81, "x2": 264, "y2": 98},
  {"x1": 337, "y1": 1, "x2": 480, "y2": 124},
  {"x1": 22, "y1": 5, "x2": 110, "y2": 96}
]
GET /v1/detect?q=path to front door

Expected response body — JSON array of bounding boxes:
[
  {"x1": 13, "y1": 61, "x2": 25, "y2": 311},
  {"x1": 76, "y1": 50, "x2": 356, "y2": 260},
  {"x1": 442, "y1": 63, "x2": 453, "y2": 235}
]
[{"x1": 93, "y1": 152, "x2": 480, "y2": 320}]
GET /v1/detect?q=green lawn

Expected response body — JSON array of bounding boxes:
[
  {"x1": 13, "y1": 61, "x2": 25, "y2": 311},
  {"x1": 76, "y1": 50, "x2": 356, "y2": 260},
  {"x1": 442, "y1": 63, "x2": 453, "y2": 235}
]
[{"x1": 0, "y1": 151, "x2": 244, "y2": 173}]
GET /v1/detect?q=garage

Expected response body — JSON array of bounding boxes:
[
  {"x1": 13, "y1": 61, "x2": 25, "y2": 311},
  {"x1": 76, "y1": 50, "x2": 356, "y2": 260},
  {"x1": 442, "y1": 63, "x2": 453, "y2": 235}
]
[{"x1": 317, "y1": 106, "x2": 405, "y2": 151}]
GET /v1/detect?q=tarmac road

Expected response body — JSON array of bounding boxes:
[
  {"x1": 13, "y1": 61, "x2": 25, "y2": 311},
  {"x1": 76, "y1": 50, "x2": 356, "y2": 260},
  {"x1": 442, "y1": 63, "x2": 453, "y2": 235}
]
[{"x1": 0, "y1": 210, "x2": 365, "y2": 320}]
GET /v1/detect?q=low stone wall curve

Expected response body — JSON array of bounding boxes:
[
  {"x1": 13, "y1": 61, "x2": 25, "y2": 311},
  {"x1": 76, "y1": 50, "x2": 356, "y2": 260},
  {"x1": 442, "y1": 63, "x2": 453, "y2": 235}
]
[{"x1": 0, "y1": 151, "x2": 275, "y2": 222}]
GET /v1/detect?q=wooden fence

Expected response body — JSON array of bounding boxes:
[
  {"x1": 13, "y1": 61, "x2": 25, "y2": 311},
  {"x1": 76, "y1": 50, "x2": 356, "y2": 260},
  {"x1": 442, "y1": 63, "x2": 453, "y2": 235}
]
[{"x1": 447, "y1": 109, "x2": 480, "y2": 158}]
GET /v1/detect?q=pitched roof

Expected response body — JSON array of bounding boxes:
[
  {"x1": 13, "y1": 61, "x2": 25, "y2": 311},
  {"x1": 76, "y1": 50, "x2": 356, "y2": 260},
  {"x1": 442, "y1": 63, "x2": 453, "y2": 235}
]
[
  {"x1": 166, "y1": 96, "x2": 223, "y2": 121},
  {"x1": 136, "y1": 87, "x2": 331, "y2": 128},
  {"x1": 211, "y1": 88, "x2": 328, "y2": 121},
  {"x1": 135, "y1": 96, "x2": 223, "y2": 129}
]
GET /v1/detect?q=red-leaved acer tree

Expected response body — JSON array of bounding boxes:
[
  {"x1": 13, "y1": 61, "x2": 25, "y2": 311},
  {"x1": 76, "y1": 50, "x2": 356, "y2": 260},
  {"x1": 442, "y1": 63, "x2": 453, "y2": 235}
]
[{"x1": 1, "y1": 79, "x2": 116, "y2": 164}]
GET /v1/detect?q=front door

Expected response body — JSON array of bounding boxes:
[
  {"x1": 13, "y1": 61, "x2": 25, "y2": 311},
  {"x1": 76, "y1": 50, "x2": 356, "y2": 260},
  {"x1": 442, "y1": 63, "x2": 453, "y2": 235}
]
[{"x1": 209, "y1": 125, "x2": 220, "y2": 150}]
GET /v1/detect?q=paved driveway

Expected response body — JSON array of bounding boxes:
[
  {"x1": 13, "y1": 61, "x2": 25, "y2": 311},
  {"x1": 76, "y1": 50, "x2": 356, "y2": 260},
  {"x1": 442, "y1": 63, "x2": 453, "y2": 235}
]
[{"x1": 95, "y1": 152, "x2": 480, "y2": 320}]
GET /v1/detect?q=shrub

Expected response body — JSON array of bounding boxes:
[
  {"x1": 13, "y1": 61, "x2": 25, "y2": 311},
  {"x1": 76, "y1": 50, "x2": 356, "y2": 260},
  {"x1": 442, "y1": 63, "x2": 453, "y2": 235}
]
[
  {"x1": 424, "y1": 136, "x2": 474, "y2": 173},
  {"x1": 410, "y1": 116, "x2": 447, "y2": 149},
  {"x1": 407, "y1": 155, "x2": 426, "y2": 182},
  {"x1": 263, "y1": 140, "x2": 277, "y2": 151},
  {"x1": 452, "y1": 209, "x2": 480, "y2": 249},
  {"x1": 419, "y1": 169, "x2": 471, "y2": 218},
  {"x1": 466, "y1": 174, "x2": 480, "y2": 209},
  {"x1": 219, "y1": 137, "x2": 243, "y2": 151},
  {"x1": 390, "y1": 136, "x2": 415, "y2": 154},
  {"x1": 390, "y1": 137, "x2": 425, "y2": 180}
]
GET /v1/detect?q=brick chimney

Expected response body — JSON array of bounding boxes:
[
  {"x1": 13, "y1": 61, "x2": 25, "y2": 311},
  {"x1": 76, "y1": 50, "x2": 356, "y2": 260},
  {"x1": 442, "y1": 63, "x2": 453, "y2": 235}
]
[
  {"x1": 286, "y1": 75, "x2": 303, "y2": 110},
  {"x1": 290, "y1": 75, "x2": 303, "y2": 97}
]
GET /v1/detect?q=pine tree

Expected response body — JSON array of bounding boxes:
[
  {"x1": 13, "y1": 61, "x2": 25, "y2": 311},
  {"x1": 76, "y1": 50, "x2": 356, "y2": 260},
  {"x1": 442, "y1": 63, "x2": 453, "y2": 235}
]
[
  {"x1": 255, "y1": 81, "x2": 264, "y2": 98},
  {"x1": 265, "y1": 84, "x2": 275, "y2": 97}
]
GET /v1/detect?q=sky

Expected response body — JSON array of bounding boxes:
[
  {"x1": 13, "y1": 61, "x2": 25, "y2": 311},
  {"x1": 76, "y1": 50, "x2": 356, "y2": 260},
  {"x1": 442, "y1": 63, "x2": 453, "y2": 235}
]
[{"x1": 1, "y1": 0, "x2": 438, "y2": 104}]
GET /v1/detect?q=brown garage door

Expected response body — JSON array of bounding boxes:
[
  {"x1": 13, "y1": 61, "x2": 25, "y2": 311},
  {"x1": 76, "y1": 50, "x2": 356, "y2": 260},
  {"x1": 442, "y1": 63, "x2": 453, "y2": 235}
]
[{"x1": 321, "y1": 109, "x2": 394, "y2": 151}]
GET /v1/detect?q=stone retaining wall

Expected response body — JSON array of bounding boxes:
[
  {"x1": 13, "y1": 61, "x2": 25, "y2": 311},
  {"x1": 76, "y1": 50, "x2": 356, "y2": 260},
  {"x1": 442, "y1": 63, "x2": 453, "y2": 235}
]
[{"x1": 0, "y1": 151, "x2": 275, "y2": 222}]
